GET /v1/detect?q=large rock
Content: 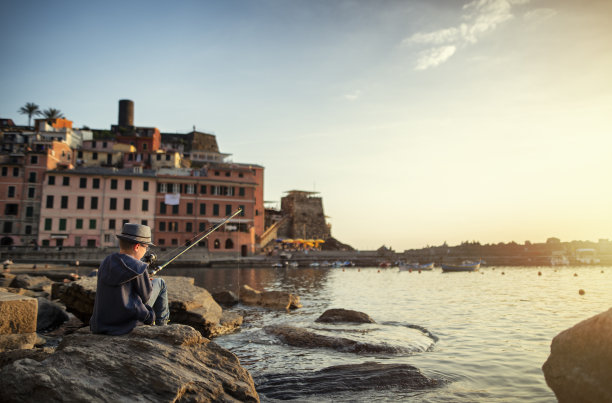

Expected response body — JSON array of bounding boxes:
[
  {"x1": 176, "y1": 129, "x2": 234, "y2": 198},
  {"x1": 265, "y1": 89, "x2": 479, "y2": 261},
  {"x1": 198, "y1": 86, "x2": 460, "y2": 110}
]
[
  {"x1": 0, "y1": 292, "x2": 37, "y2": 334},
  {"x1": 9, "y1": 275, "x2": 53, "y2": 292},
  {"x1": 240, "y1": 285, "x2": 302, "y2": 310},
  {"x1": 0, "y1": 324, "x2": 259, "y2": 402},
  {"x1": 315, "y1": 308, "x2": 375, "y2": 324},
  {"x1": 264, "y1": 325, "x2": 409, "y2": 354},
  {"x1": 542, "y1": 308, "x2": 612, "y2": 402},
  {"x1": 257, "y1": 361, "x2": 438, "y2": 399},
  {"x1": 0, "y1": 273, "x2": 15, "y2": 287},
  {"x1": 57, "y1": 276, "x2": 241, "y2": 338},
  {"x1": 36, "y1": 298, "x2": 69, "y2": 332},
  {"x1": 213, "y1": 290, "x2": 239, "y2": 306}
]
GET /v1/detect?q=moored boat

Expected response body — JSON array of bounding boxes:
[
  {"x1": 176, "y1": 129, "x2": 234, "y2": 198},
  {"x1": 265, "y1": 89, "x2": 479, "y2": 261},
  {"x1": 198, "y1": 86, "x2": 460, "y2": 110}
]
[
  {"x1": 399, "y1": 262, "x2": 435, "y2": 271},
  {"x1": 441, "y1": 261, "x2": 480, "y2": 272}
]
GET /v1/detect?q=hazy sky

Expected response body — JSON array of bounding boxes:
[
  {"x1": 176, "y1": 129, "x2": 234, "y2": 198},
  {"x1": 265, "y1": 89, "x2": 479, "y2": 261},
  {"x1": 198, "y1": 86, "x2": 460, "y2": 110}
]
[{"x1": 2, "y1": 0, "x2": 611, "y2": 250}]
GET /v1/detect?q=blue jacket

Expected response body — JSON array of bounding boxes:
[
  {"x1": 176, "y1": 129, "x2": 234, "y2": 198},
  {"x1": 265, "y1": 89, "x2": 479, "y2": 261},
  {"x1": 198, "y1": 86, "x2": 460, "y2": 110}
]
[{"x1": 90, "y1": 253, "x2": 155, "y2": 335}]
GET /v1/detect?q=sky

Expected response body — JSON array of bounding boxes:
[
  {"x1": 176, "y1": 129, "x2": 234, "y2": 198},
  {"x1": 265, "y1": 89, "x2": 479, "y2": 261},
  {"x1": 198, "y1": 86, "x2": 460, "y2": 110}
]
[{"x1": 1, "y1": 0, "x2": 611, "y2": 251}]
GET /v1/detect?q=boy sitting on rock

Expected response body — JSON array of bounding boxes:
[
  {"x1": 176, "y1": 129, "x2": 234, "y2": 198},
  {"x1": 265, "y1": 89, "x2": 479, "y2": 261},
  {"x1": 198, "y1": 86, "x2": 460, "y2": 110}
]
[{"x1": 90, "y1": 223, "x2": 169, "y2": 335}]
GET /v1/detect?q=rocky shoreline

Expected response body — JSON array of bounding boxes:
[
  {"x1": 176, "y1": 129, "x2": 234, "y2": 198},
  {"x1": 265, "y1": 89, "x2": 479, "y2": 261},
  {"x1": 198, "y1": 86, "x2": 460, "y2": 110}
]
[{"x1": 1, "y1": 264, "x2": 611, "y2": 401}]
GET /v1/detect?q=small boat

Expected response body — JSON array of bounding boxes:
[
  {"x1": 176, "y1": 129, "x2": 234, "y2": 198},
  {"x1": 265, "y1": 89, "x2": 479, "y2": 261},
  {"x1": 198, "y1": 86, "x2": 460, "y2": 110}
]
[
  {"x1": 441, "y1": 261, "x2": 480, "y2": 272},
  {"x1": 287, "y1": 261, "x2": 299, "y2": 268},
  {"x1": 399, "y1": 262, "x2": 435, "y2": 271},
  {"x1": 309, "y1": 262, "x2": 320, "y2": 267},
  {"x1": 272, "y1": 263, "x2": 283, "y2": 268}
]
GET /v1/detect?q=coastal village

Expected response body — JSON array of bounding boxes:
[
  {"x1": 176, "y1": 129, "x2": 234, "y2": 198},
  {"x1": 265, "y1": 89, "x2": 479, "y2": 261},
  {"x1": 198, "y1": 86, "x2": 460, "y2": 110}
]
[{"x1": 0, "y1": 101, "x2": 610, "y2": 268}]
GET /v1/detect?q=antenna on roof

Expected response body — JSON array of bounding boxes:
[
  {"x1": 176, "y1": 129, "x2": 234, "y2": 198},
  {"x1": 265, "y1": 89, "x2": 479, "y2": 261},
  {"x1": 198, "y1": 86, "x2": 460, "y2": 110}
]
[{"x1": 193, "y1": 125, "x2": 196, "y2": 132}]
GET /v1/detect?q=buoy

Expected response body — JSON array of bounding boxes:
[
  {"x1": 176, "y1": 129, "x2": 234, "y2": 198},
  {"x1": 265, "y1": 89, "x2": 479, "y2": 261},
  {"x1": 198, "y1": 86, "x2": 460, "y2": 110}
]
[
  {"x1": 377, "y1": 269, "x2": 381, "y2": 273},
  {"x1": 358, "y1": 268, "x2": 360, "y2": 272},
  {"x1": 574, "y1": 273, "x2": 578, "y2": 277},
  {"x1": 342, "y1": 268, "x2": 345, "y2": 272},
  {"x1": 409, "y1": 269, "x2": 412, "y2": 273},
  {"x1": 579, "y1": 289, "x2": 585, "y2": 295},
  {"x1": 601, "y1": 270, "x2": 604, "y2": 274},
  {"x1": 538, "y1": 271, "x2": 542, "y2": 276},
  {"x1": 418, "y1": 270, "x2": 422, "y2": 274}
]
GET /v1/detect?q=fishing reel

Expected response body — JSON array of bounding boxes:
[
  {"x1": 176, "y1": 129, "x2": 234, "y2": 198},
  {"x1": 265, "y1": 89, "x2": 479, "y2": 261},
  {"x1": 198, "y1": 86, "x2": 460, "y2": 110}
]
[{"x1": 142, "y1": 252, "x2": 158, "y2": 273}]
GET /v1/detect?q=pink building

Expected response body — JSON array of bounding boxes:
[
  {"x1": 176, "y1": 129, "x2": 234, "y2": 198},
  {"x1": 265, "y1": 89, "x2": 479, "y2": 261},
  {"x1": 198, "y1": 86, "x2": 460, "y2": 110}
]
[
  {"x1": 154, "y1": 163, "x2": 264, "y2": 256},
  {"x1": 37, "y1": 167, "x2": 156, "y2": 248}
]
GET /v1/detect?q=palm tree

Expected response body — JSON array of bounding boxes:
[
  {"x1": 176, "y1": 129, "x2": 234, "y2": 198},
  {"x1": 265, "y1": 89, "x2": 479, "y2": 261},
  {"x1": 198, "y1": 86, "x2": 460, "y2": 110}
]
[
  {"x1": 41, "y1": 108, "x2": 65, "y2": 122},
  {"x1": 18, "y1": 102, "x2": 41, "y2": 126}
]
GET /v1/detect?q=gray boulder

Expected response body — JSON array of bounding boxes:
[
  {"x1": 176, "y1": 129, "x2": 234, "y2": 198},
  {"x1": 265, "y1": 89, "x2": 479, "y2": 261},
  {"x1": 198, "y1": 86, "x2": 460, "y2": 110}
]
[
  {"x1": 264, "y1": 325, "x2": 410, "y2": 354},
  {"x1": 257, "y1": 361, "x2": 437, "y2": 399},
  {"x1": 315, "y1": 308, "x2": 375, "y2": 324},
  {"x1": 9, "y1": 275, "x2": 53, "y2": 292},
  {"x1": 542, "y1": 308, "x2": 612, "y2": 403},
  {"x1": 0, "y1": 324, "x2": 259, "y2": 402},
  {"x1": 36, "y1": 298, "x2": 69, "y2": 332}
]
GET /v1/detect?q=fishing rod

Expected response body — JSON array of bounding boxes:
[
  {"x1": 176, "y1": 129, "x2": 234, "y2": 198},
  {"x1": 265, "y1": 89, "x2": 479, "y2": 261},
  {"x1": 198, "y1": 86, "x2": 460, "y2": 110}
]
[{"x1": 148, "y1": 208, "x2": 243, "y2": 276}]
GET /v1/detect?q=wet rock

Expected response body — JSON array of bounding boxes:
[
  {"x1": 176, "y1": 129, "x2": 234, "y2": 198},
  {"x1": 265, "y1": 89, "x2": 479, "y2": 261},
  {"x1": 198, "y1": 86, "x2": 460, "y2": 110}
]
[
  {"x1": 0, "y1": 347, "x2": 54, "y2": 369},
  {"x1": 315, "y1": 308, "x2": 375, "y2": 324},
  {"x1": 240, "y1": 285, "x2": 302, "y2": 310},
  {"x1": 257, "y1": 361, "x2": 438, "y2": 399},
  {"x1": 36, "y1": 298, "x2": 69, "y2": 332},
  {"x1": 0, "y1": 324, "x2": 259, "y2": 402},
  {"x1": 57, "y1": 276, "x2": 242, "y2": 338},
  {"x1": 264, "y1": 325, "x2": 406, "y2": 354},
  {"x1": 9, "y1": 275, "x2": 53, "y2": 292},
  {"x1": 213, "y1": 290, "x2": 239, "y2": 306},
  {"x1": 542, "y1": 308, "x2": 612, "y2": 403}
]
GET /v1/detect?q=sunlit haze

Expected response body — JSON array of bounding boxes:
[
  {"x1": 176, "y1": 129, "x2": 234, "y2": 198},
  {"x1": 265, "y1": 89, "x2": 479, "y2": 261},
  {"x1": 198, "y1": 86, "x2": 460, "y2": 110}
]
[{"x1": 2, "y1": 0, "x2": 611, "y2": 250}]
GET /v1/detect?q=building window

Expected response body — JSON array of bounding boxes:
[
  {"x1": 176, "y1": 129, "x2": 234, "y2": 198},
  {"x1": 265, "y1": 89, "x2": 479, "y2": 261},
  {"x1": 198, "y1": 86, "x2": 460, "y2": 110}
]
[
  {"x1": 239, "y1": 187, "x2": 245, "y2": 196},
  {"x1": 109, "y1": 219, "x2": 116, "y2": 230},
  {"x1": 156, "y1": 154, "x2": 161, "y2": 161},
  {"x1": 48, "y1": 175, "x2": 55, "y2": 185},
  {"x1": 91, "y1": 196, "x2": 98, "y2": 209},
  {"x1": 25, "y1": 225, "x2": 32, "y2": 235},
  {"x1": 102, "y1": 141, "x2": 107, "y2": 148},
  {"x1": 87, "y1": 239, "x2": 96, "y2": 248},
  {"x1": 93, "y1": 178, "x2": 100, "y2": 189},
  {"x1": 123, "y1": 198, "x2": 131, "y2": 210},
  {"x1": 46, "y1": 195, "x2": 54, "y2": 208},
  {"x1": 111, "y1": 179, "x2": 117, "y2": 189},
  {"x1": 92, "y1": 141, "x2": 97, "y2": 148},
  {"x1": 213, "y1": 204, "x2": 219, "y2": 216},
  {"x1": 225, "y1": 239, "x2": 234, "y2": 249},
  {"x1": 13, "y1": 167, "x2": 19, "y2": 177},
  {"x1": 59, "y1": 219, "x2": 67, "y2": 231},
  {"x1": 3, "y1": 222, "x2": 12, "y2": 233},
  {"x1": 7, "y1": 186, "x2": 15, "y2": 198},
  {"x1": 159, "y1": 183, "x2": 167, "y2": 193},
  {"x1": 80, "y1": 178, "x2": 87, "y2": 188},
  {"x1": 61, "y1": 196, "x2": 68, "y2": 209},
  {"x1": 186, "y1": 184, "x2": 194, "y2": 194},
  {"x1": 214, "y1": 239, "x2": 220, "y2": 249},
  {"x1": 142, "y1": 199, "x2": 149, "y2": 211},
  {"x1": 123, "y1": 219, "x2": 128, "y2": 226},
  {"x1": 42, "y1": 240, "x2": 50, "y2": 247},
  {"x1": 44, "y1": 218, "x2": 52, "y2": 230},
  {"x1": 5, "y1": 204, "x2": 18, "y2": 215},
  {"x1": 172, "y1": 205, "x2": 179, "y2": 215},
  {"x1": 141, "y1": 220, "x2": 148, "y2": 226},
  {"x1": 199, "y1": 222, "x2": 206, "y2": 232},
  {"x1": 77, "y1": 150, "x2": 83, "y2": 159},
  {"x1": 30, "y1": 155, "x2": 38, "y2": 164},
  {"x1": 75, "y1": 236, "x2": 81, "y2": 246},
  {"x1": 166, "y1": 155, "x2": 171, "y2": 161},
  {"x1": 214, "y1": 171, "x2": 220, "y2": 176},
  {"x1": 76, "y1": 219, "x2": 83, "y2": 229},
  {"x1": 186, "y1": 222, "x2": 193, "y2": 232},
  {"x1": 143, "y1": 143, "x2": 148, "y2": 151},
  {"x1": 225, "y1": 204, "x2": 232, "y2": 215},
  {"x1": 62, "y1": 176, "x2": 70, "y2": 186},
  {"x1": 160, "y1": 202, "x2": 166, "y2": 214},
  {"x1": 26, "y1": 206, "x2": 33, "y2": 217},
  {"x1": 200, "y1": 185, "x2": 207, "y2": 194},
  {"x1": 199, "y1": 203, "x2": 206, "y2": 215},
  {"x1": 143, "y1": 181, "x2": 149, "y2": 191},
  {"x1": 225, "y1": 172, "x2": 231, "y2": 177},
  {"x1": 1, "y1": 167, "x2": 7, "y2": 176},
  {"x1": 104, "y1": 234, "x2": 111, "y2": 243},
  {"x1": 159, "y1": 222, "x2": 166, "y2": 231},
  {"x1": 89, "y1": 219, "x2": 96, "y2": 229},
  {"x1": 187, "y1": 203, "x2": 193, "y2": 215},
  {"x1": 77, "y1": 196, "x2": 85, "y2": 209},
  {"x1": 110, "y1": 198, "x2": 117, "y2": 210},
  {"x1": 92, "y1": 152, "x2": 98, "y2": 160},
  {"x1": 28, "y1": 172, "x2": 37, "y2": 183},
  {"x1": 125, "y1": 179, "x2": 132, "y2": 190},
  {"x1": 211, "y1": 186, "x2": 220, "y2": 195},
  {"x1": 159, "y1": 239, "x2": 165, "y2": 245},
  {"x1": 28, "y1": 187, "x2": 35, "y2": 198},
  {"x1": 239, "y1": 205, "x2": 245, "y2": 216}
]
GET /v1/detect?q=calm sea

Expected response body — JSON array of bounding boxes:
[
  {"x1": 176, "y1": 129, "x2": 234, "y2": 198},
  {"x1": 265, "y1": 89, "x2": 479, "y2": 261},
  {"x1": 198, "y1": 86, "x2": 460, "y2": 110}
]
[{"x1": 164, "y1": 265, "x2": 612, "y2": 402}]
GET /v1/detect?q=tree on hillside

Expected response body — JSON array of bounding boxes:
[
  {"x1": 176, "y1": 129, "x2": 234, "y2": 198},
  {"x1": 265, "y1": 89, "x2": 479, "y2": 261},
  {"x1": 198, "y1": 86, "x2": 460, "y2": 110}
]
[
  {"x1": 18, "y1": 102, "x2": 41, "y2": 126},
  {"x1": 41, "y1": 108, "x2": 65, "y2": 122}
]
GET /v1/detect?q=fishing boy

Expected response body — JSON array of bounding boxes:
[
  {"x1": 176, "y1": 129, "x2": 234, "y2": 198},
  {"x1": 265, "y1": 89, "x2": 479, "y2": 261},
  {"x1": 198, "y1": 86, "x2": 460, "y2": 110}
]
[{"x1": 90, "y1": 223, "x2": 169, "y2": 335}]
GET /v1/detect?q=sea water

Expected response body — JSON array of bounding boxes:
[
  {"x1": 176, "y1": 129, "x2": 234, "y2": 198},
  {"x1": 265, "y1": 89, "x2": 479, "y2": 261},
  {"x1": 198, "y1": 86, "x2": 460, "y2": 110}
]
[{"x1": 165, "y1": 265, "x2": 612, "y2": 402}]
